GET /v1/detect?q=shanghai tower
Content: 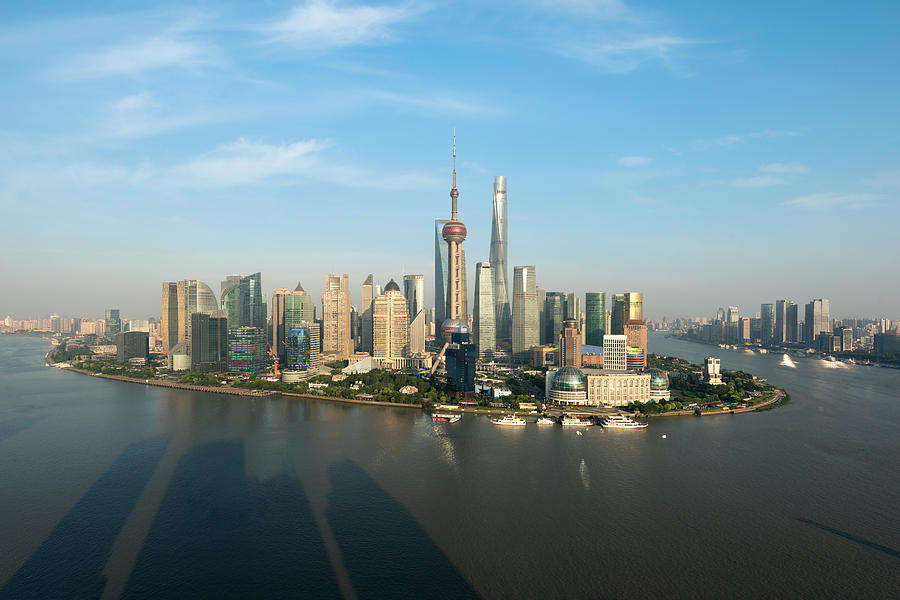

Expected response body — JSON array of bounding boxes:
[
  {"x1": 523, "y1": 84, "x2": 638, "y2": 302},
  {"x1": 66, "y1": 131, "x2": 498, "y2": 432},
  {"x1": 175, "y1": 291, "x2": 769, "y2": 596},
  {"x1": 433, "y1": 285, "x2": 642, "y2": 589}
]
[{"x1": 489, "y1": 175, "x2": 511, "y2": 345}]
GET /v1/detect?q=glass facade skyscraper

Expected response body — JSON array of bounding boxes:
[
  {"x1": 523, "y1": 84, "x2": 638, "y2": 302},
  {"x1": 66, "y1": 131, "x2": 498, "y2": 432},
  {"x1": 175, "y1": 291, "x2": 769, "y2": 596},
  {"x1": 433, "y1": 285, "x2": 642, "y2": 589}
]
[
  {"x1": 191, "y1": 312, "x2": 227, "y2": 373},
  {"x1": 489, "y1": 176, "x2": 511, "y2": 346},
  {"x1": 585, "y1": 292, "x2": 606, "y2": 346},
  {"x1": 760, "y1": 303, "x2": 775, "y2": 345},
  {"x1": 512, "y1": 265, "x2": 539, "y2": 364},
  {"x1": 285, "y1": 323, "x2": 320, "y2": 374},
  {"x1": 105, "y1": 309, "x2": 121, "y2": 337},
  {"x1": 227, "y1": 326, "x2": 266, "y2": 374},
  {"x1": 221, "y1": 272, "x2": 266, "y2": 374},
  {"x1": 403, "y1": 274, "x2": 425, "y2": 321},
  {"x1": 434, "y1": 219, "x2": 449, "y2": 325}
]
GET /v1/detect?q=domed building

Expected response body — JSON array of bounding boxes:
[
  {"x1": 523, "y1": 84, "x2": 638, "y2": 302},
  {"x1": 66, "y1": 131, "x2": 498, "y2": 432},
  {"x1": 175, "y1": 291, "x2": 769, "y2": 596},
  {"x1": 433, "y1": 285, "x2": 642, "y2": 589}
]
[
  {"x1": 547, "y1": 365, "x2": 588, "y2": 405},
  {"x1": 648, "y1": 370, "x2": 671, "y2": 402}
]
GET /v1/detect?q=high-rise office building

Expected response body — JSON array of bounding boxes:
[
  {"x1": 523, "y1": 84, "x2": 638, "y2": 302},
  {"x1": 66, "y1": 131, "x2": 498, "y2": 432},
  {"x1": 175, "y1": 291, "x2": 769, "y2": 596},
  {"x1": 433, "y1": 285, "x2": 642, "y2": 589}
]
[
  {"x1": 760, "y1": 303, "x2": 775, "y2": 345},
  {"x1": 602, "y1": 334, "x2": 627, "y2": 372},
  {"x1": 361, "y1": 274, "x2": 374, "y2": 354},
  {"x1": 284, "y1": 323, "x2": 320, "y2": 375},
  {"x1": 727, "y1": 306, "x2": 739, "y2": 324},
  {"x1": 105, "y1": 309, "x2": 121, "y2": 338},
  {"x1": 804, "y1": 298, "x2": 831, "y2": 346},
  {"x1": 544, "y1": 292, "x2": 566, "y2": 346},
  {"x1": 625, "y1": 320, "x2": 647, "y2": 371},
  {"x1": 323, "y1": 273, "x2": 352, "y2": 359},
  {"x1": 585, "y1": 292, "x2": 606, "y2": 346},
  {"x1": 536, "y1": 287, "x2": 546, "y2": 343},
  {"x1": 559, "y1": 318, "x2": 582, "y2": 368},
  {"x1": 511, "y1": 265, "x2": 539, "y2": 363},
  {"x1": 611, "y1": 294, "x2": 627, "y2": 334},
  {"x1": 190, "y1": 312, "x2": 227, "y2": 373},
  {"x1": 227, "y1": 326, "x2": 266, "y2": 374},
  {"x1": 408, "y1": 310, "x2": 426, "y2": 356},
  {"x1": 738, "y1": 317, "x2": 751, "y2": 342},
  {"x1": 445, "y1": 329, "x2": 477, "y2": 394},
  {"x1": 774, "y1": 300, "x2": 790, "y2": 344},
  {"x1": 403, "y1": 274, "x2": 425, "y2": 321},
  {"x1": 271, "y1": 287, "x2": 291, "y2": 353},
  {"x1": 625, "y1": 293, "x2": 643, "y2": 323},
  {"x1": 115, "y1": 331, "x2": 148, "y2": 364},
  {"x1": 489, "y1": 175, "x2": 511, "y2": 346},
  {"x1": 786, "y1": 303, "x2": 799, "y2": 343},
  {"x1": 716, "y1": 307, "x2": 726, "y2": 322},
  {"x1": 373, "y1": 279, "x2": 409, "y2": 358},
  {"x1": 473, "y1": 262, "x2": 496, "y2": 361},
  {"x1": 434, "y1": 219, "x2": 449, "y2": 326},
  {"x1": 565, "y1": 293, "x2": 581, "y2": 330},
  {"x1": 284, "y1": 282, "x2": 315, "y2": 334},
  {"x1": 160, "y1": 280, "x2": 218, "y2": 353}
]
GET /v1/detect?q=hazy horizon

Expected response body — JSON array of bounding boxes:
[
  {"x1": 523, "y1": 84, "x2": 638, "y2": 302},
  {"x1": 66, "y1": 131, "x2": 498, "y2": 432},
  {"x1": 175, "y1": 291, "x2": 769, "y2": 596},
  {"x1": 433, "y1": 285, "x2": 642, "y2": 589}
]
[{"x1": 2, "y1": 1, "x2": 898, "y2": 320}]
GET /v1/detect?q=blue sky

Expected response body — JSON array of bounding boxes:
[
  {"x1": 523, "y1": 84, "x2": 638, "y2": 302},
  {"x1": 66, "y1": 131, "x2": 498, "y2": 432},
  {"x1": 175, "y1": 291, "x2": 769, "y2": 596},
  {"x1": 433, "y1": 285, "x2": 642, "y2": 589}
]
[{"x1": 1, "y1": 0, "x2": 898, "y2": 320}]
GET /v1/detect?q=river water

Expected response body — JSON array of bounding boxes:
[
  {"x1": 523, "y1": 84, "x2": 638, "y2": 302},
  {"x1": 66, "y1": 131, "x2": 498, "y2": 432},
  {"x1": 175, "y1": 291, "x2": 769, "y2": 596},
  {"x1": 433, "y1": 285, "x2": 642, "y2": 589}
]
[{"x1": 0, "y1": 333, "x2": 897, "y2": 599}]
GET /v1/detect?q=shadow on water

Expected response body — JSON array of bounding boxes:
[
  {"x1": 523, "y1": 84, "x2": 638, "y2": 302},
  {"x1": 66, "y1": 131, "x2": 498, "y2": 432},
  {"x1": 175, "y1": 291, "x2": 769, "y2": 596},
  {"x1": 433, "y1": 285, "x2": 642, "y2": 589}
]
[
  {"x1": 326, "y1": 460, "x2": 481, "y2": 599},
  {"x1": 0, "y1": 415, "x2": 45, "y2": 443},
  {"x1": 0, "y1": 435, "x2": 170, "y2": 600},
  {"x1": 122, "y1": 440, "x2": 339, "y2": 599},
  {"x1": 797, "y1": 518, "x2": 900, "y2": 559}
]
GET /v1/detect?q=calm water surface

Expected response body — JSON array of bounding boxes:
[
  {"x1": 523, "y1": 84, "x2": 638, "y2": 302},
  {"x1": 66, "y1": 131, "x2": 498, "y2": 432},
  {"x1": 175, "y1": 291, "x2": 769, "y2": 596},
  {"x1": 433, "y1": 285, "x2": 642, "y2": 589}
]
[{"x1": 0, "y1": 333, "x2": 898, "y2": 599}]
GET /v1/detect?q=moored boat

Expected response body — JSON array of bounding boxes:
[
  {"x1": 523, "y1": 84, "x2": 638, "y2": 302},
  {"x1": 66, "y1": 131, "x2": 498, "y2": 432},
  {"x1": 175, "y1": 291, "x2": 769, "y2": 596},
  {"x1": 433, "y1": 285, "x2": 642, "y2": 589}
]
[
  {"x1": 560, "y1": 415, "x2": 593, "y2": 427},
  {"x1": 432, "y1": 412, "x2": 461, "y2": 423},
  {"x1": 535, "y1": 417, "x2": 557, "y2": 425},
  {"x1": 492, "y1": 414, "x2": 526, "y2": 426},
  {"x1": 601, "y1": 414, "x2": 648, "y2": 429}
]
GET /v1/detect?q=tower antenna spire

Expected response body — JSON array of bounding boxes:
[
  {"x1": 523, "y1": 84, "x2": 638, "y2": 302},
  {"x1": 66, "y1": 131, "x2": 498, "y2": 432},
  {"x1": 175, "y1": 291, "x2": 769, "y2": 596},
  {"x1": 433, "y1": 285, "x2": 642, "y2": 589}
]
[{"x1": 452, "y1": 128, "x2": 457, "y2": 190}]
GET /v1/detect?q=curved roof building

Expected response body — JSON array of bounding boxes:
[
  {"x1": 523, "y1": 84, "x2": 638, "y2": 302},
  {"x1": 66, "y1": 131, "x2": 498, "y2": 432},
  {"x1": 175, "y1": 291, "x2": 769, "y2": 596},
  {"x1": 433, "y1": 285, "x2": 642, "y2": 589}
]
[{"x1": 548, "y1": 365, "x2": 588, "y2": 405}]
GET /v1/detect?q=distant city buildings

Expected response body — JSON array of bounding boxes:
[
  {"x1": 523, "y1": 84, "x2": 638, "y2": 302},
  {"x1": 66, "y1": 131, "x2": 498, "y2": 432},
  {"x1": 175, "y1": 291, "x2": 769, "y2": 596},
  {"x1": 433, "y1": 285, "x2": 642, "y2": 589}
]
[
  {"x1": 511, "y1": 265, "x2": 539, "y2": 363},
  {"x1": 559, "y1": 318, "x2": 582, "y2": 368},
  {"x1": 322, "y1": 273, "x2": 352, "y2": 359},
  {"x1": 584, "y1": 292, "x2": 606, "y2": 346},
  {"x1": 625, "y1": 320, "x2": 647, "y2": 371},
  {"x1": 473, "y1": 262, "x2": 496, "y2": 361},
  {"x1": 105, "y1": 308, "x2": 121, "y2": 337},
  {"x1": 190, "y1": 312, "x2": 227, "y2": 373},
  {"x1": 115, "y1": 331, "x2": 148, "y2": 364},
  {"x1": 703, "y1": 357, "x2": 723, "y2": 385},
  {"x1": 373, "y1": 279, "x2": 409, "y2": 358}
]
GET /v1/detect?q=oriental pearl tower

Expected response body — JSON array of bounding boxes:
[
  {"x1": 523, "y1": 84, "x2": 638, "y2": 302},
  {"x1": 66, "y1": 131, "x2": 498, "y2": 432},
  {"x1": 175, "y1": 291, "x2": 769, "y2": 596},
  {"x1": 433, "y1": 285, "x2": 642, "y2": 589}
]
[{"x1": 440, "y1": 131, "x2": 469, "y2": 341}]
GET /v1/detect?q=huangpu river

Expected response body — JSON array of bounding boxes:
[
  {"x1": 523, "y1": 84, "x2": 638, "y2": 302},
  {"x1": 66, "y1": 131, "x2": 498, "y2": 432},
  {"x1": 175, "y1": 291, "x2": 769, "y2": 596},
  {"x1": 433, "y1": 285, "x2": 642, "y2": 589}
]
[{"x1": 0, "y1": 333, "x2": 897, "y2": 599}]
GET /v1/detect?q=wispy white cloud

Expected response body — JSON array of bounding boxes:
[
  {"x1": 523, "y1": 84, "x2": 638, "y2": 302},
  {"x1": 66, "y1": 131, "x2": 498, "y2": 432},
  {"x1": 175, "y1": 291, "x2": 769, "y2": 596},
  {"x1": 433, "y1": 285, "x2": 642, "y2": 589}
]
[
  {"x1": 695, "y1": 130, "x2": 800, "y2": 148},
  {"x1": 530, "y1": 0, "x2": 628, "y2": 18},
  {"x1": 264, "y1": 0, "x2": 425, "y2": 50},
  {"x1": 618, "y1": 155, "x2": 651, "y2": 167},
  {"x1": 558, "y1": 34, "x2": 700, "y2": 74},
  {"x1": 785, "y1": 192, "x2": 881, "y2": 210},
  {"x1": 732, "y1": 175, "x2": 785, "y2": 188},
  {"x1": 760, "y1": 162, "x2": 808, "y2": 174},
  {"x1": 56, "y1": 35, "x2": 220, "y2": 80},
  {"x1": 365, "y1": 89, "x2": 494, "y2": 115},
  {"x1": 99, "y1": 91, "x2": 230, "y2": 139}
]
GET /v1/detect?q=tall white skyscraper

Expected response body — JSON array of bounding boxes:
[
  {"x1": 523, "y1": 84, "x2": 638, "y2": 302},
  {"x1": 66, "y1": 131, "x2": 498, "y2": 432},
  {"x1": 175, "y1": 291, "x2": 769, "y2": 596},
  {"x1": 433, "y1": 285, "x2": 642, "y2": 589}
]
[
  {"x1": 489, "y1": 176, "x2": 511, "y2": 345},
  {"x1": 473, "y1": 262, "x2": 496, "y2": 360},
  {"x1": 602, "y1": 334, "x2": 627, "y2": 372}
]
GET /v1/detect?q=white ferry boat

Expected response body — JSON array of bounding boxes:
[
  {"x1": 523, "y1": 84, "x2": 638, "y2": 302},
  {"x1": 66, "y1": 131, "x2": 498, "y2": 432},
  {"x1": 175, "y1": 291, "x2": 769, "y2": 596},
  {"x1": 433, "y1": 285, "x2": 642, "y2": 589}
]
[
  {"x1": 432, "y1": 412, "x2": 461, "y2": 423},
  {"x1": 535, "y1": 417, "x2": 557, "y2": 425},
  {"x1": 560, "y1": 415, "x2": 593, "y2": 427},
  {"x1": 491, "y1": 414, "x2": 526, "y2": 426},
  {"x1": 601, "y1": 415, "x2": 648, "y2": 429}
]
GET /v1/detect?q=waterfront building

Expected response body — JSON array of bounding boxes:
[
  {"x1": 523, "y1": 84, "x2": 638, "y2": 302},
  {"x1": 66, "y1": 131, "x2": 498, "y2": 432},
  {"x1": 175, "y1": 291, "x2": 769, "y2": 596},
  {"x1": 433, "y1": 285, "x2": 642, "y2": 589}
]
[
  {"x1": 511, "y1": 265, "x2": 539, "y2": 363},
  {"x1": 739, "y1": 317, "x2": 751, "y2": 342},
  {"x1": 105, "y1": 309, "x2": 121, "y2": 338},
  {"x1": 115, "y1": 331, "x2": 148, "y2": 364},
  {"x1": 804, "y1": 299, "x2": 831, "y2": 346},
  {"x1": 703, "y1": 357, "x2": 723, "y2": 385},
  {"x1": 648, "y1": 371, "x2": 671, "y2": 403},
  {"x1": 161, "y1": 282, "x2": 179, "y2": 353},
  {"x1": 227, "y1": 326, "x2": 267, "y2": 374},
  {"x1": 585, "y1": 292, "x2": 606, "y2": 346},
  {"x1": 559, "y1": 318, "x2": 582, "y2": 368},
  {"x1": 837, "y1": 326, "x2": 853, "y2": 352},
  {"x1": 602, "y1": 334, "x2": 627, "y2": 372},
  {"x1": 546, "y1": 367, "x2": 652, "y2": 407},
  {"x1": 408, "y1": 309, "x2": 426, "y2": 356},
  {"x1": 786, "y1": 303, "x2": 799, "y2": 343},
  {"x1": 323, "y1": 273, "x2": 352, "y2": 359},
  {"x1": 161, "y1": 280, "x2": 219, "y2": 353},
  {"x1": 775, "y1": 300, "x2": 792, "y2": 344},
  {"x1": 373, "y1": 279, "x2": 409, "y2": 358},
  {"x1": 489, "y1": 175, "x2": 511, "y2": 346},
  {"x1": 625, "y1": 320, "x2": 647, "y2": 371},
  {"x1": 473, "y1": 262, "x2": 496, "y2": 361},
  {"x1": 284, "y1": 323, "x2": 320, "y2": 378},
  {"x1": 361, "y1": 274, "x2": 374, "y2": 354},
  {"x1": 169, "y1": 341, "x2": 191, "y2": 371},
  {"x1": 403, "y1": 274, "x2": 425, "y2": 321},
  {"x1": 874, "y1": 332, "x2": 900, "y2": 354},
  {"x1": 716, "y1": 307, "x2": 726, "y2": 322},
  {"x1": 445, "y1": 328, "x2": 477, "y2": 394},
  {"x1": 190, "y1": 312, "x2": 227, "y2": 373},
  {"x1": 547, "y1": 365, "x2": 587, "y2": 405},
  {"x1": 761, "y1": 303, "x2": 775, "y2": 345}
]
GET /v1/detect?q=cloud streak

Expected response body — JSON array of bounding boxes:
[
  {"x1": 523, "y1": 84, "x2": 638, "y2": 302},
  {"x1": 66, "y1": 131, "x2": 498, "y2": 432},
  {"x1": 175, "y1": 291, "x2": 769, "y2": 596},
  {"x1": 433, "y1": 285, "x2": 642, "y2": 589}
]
[
  {"x1": 784, "y1": 192, "x2": 881, "y2": 210},
  {"x1": 618, "y1": 156, "x2": 651, "y2": 167},
  {"x1": 56, "y1": 35, "x2": 220, "y2": 80},
  {"x1": 733, "y1": 175, "x2": 785, "y2": 188},
  {"x1": 263, "y1": 0, "x2": 425, "y2": 50},
  {"x1": 761, "y1": 162, "x2": 808, "y2": 174}
]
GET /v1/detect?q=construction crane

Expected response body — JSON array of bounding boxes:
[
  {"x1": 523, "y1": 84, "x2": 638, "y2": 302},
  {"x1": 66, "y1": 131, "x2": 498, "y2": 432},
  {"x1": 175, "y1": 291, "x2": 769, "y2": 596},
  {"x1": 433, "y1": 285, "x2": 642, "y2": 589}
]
[
  {"x1": 430, "y1": 341, "x2": 449, "y2": 375},
  {"x1": 266, "y1": 340, "x2": 280, "y2": 378}
]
